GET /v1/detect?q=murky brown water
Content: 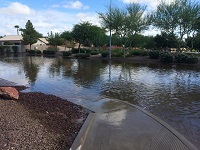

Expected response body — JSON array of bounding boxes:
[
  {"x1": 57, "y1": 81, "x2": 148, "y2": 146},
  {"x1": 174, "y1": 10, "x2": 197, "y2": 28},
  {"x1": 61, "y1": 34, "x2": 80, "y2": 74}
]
[{"x1": 0, "y1": 55, "x2": 200, "y2": 148}]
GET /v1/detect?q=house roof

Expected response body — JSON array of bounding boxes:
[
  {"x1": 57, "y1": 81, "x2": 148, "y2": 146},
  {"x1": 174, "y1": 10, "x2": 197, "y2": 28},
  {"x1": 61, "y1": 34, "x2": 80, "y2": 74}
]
[
  {"x1": 38, "y1": 38, "x2": 48, "y2": 44},
  {"x1": 0, "y1": 35, "x2": 22, "y2": 41},
  {"x1": 0, "y1": 35, "x2": 49, "y2": 44}
]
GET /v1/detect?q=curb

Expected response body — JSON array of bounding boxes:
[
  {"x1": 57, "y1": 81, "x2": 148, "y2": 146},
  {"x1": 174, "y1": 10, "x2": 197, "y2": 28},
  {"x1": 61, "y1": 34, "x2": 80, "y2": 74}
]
[
  {"x1": 119, "y1": 100, "x2": 198, "y2": 150},
  {"x1": 70, "y1": 112, "x2": 96, "y2": 150}
]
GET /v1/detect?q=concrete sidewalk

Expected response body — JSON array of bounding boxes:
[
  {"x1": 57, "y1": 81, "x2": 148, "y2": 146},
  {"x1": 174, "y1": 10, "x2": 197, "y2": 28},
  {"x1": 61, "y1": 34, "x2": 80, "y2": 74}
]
[{"x1": 71, "y1": 101, "x2": 198, "y2": 150}]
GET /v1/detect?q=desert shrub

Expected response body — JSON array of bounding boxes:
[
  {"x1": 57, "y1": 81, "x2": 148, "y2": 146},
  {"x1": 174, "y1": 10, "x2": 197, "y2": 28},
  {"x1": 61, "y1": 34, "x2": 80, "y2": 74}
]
[
  {"x1": 12, "y1": 46, "x2": 18, "y2": 53},
  {"x1": 75, "y1": 53, "x2": 90, "y2": 58},
  {"x1": 160, "y1": 52, "x2": 173, "y2": 63},
  {"x1": 149, "y1": 50, "x2": 159, "y2": 59},
  {"x1": 63, "y1": 51, "x2": 72, "y2": 56}
]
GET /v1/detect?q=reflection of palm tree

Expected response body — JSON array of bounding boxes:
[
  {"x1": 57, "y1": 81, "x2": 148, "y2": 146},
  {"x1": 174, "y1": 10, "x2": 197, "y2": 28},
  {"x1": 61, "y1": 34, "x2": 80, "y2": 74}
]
[{"x1": 14, "y1": 25, "x2": 20, "y2": 35}]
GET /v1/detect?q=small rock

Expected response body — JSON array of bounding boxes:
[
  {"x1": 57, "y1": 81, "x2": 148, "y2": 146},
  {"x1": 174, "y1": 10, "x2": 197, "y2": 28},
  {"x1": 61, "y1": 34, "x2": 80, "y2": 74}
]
[{"x1": 0, "y1": 87, "x2": 19, "y2": 100}]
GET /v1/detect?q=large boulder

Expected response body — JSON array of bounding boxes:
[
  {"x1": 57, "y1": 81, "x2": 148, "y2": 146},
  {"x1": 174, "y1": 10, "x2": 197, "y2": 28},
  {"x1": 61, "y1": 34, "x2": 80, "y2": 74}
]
[{"x1": 0, "y1": 87, "x2": 19, "y2": 100}]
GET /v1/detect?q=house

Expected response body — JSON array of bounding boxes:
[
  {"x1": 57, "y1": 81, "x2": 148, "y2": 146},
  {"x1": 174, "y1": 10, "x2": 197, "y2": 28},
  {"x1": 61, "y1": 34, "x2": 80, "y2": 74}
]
[{"x1": 0, "y1": 35, "x2": 49, "y2": 53}]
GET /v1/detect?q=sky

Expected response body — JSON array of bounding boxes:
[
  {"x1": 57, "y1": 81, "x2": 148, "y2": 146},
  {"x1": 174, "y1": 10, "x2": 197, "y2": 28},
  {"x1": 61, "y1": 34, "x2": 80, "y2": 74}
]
[{"x1": 0, "y1": 0, "x2": 195, "y2": 36}]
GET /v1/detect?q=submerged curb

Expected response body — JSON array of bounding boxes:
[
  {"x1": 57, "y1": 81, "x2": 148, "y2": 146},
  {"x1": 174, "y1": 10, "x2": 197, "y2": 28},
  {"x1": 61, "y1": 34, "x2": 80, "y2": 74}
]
[
  {"x1": 119, "y1": 100, "x2": 198, "y2": 150},
  {"x1": 70, "y1": 112, "x2": 96, "y2": 150}
]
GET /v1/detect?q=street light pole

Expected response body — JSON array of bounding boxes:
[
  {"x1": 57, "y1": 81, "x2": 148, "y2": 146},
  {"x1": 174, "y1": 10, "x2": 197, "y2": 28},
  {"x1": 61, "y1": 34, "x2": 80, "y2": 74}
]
[{"x1": 109, "y1": 0, "x2": 112, "y2": 60}]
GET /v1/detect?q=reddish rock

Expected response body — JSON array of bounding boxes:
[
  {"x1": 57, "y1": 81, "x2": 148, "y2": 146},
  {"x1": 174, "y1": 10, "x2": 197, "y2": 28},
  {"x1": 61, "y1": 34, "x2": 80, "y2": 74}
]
[{"x1": 0, "y1": 87, "x2": 19, "y2": 100}]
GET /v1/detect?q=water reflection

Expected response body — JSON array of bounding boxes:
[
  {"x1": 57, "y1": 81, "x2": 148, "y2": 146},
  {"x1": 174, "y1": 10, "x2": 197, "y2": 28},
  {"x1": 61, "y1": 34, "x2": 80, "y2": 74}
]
[
  {"x1": 0, "y1": 55, "x2": 200, "y2": 147},
  {"x1": 23, "y1": 56, "x2": 40, "y2": 84}
]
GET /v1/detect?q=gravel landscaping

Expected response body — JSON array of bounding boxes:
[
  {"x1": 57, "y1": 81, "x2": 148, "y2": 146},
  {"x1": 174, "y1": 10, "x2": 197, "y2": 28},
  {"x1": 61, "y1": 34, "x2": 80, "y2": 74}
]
[{"x1": 0, "y1": 85, "x2": 89, "y2": 150}]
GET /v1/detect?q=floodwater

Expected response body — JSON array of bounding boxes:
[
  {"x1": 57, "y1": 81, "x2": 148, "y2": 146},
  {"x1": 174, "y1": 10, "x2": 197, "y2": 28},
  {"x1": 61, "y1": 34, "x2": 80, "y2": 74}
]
[{"x1": 0, "y1": 55, "x2": 200, "y2": 148}]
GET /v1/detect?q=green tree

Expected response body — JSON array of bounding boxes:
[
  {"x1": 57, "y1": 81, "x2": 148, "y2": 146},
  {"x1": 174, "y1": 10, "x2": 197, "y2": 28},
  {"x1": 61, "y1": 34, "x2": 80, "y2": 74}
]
[
  {"x1": 60, "y1": 31, "x2": 74, "y2": 50},
  {"x1": 72, "y1": 22, "x2": 100, "y2": 52},
  {"x1": 46, "y1": 31, "x2": 64, "y2": 48},
  {"x1": 152, "y1": 0, "x2": 199, "y2": 49},
  {"x1": 21, "y1": 20, "x2": 39, "y2": 50},
  {"x1": 154, "y1": 32, "x2": 178, "y2": 49},
  {"x1": 126, "y1": 3, "x2": 151, "y2": 46},
  {"x1": 99, "y1": 3, "x2": 151, "y2": 56},
  {"x1": 89, "y1": 25, "x2": 107, "y2": 47}
]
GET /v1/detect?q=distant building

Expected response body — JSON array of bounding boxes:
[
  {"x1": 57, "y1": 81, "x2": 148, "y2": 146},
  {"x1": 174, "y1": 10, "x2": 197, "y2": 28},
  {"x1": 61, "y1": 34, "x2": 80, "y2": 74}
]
[{"x1": 0, "y1": 35, "x2": 49, "y2": 52}]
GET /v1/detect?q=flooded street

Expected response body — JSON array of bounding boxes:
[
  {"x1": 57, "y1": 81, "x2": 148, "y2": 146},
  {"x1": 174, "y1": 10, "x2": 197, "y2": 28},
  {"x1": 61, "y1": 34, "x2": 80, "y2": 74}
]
[{"x1": 0, "y1": 55, "x2": 200, "y2": 148}]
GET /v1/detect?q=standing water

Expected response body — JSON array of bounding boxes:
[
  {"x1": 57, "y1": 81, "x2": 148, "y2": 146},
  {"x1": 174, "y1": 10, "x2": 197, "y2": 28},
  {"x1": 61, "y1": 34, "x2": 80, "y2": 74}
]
[{"x1": 0, "y1": 55, "x2": 200, "y2": 148}]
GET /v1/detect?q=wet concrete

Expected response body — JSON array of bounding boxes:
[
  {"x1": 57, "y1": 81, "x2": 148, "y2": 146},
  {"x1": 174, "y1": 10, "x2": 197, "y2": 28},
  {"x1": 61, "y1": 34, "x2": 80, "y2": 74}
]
[{"x1": 71, "y1": 100, "x2": 198, "y2": 150}]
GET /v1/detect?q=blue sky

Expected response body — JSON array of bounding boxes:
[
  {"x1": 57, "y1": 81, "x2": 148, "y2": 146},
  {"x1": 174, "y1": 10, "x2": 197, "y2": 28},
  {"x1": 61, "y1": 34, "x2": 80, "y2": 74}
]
[{"x1": 0, "y1": 0, "x2": 199, "y2": 36}]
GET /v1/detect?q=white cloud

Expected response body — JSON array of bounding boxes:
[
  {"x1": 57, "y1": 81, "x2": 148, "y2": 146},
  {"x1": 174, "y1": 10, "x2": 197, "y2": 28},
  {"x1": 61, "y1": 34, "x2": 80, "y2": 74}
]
[
  {"x1": 120, "y1": 0, "x2": 175, "y2": 10},
  {"x1": 63, "y1": 0, "x2": 89, "y2": 9},
  {"x1": 0, "y1": 2, "x2": 34, "y2": 15},
  {"x1": 0, "y1": 2, "x2": 98, "y2": 36},
  {"x1": 51, "y1": 4, "x2": 60, "y2": 8},
  {"x1": 76, "y1": 13, "x2": 100, "y2": 26}
]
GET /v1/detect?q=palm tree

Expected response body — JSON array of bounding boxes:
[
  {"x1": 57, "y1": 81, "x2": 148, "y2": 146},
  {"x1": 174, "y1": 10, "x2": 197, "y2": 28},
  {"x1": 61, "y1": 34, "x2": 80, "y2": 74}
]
[{"x1": 14, "y1": 25, "x2": 20, "y2": 35}]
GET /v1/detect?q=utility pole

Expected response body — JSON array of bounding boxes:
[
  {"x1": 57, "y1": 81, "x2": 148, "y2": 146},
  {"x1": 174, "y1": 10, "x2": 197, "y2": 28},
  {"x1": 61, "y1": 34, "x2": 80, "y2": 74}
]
[{"x1": 109, "y1": 0, "x2": 112, "y2": 59}]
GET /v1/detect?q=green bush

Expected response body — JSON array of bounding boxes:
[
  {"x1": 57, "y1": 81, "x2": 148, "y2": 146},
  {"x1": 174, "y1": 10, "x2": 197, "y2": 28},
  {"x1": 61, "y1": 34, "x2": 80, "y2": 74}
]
[
  {"x1": 130, "y1": 50, "x2": 141, "y2": 56},
  {"x1": 29, "y1": 50, "x2": 36, "y2": 55},
  {"x1": 175, "y1": 54, "x2": 188, "y2": 63},
  {"x1": 127, "y1": 50, "x2": 149, "y2": 57},
  {"x1": 71, "y1": 48, "x2": 79, "y2": 54},
  {"x1": 149, "y1": 51, "x2": 159, "y2": 59},
  {"x1": 75, "y1": 53, "x2": 90, "y2": 58},
  {"x1": 90, "y1": 51, "x2": 99, "y2": 55},
  {"x1": 101, "y1": 52, "x2": 109, "y2": 58},
  {"x1": 186, "y1": 55, "x2": 198, "y2": 64},
  {"x1": 140, "y1": 50, "x2": 149, "y2": 56},
  {"x1": 36, "y1": 50, "x2": 42, "y2": 55},
  {"x1": 46, "y1": 46, "x2": 58, "y2": 52},
  {"x1": 12, "y1": 46, "x2": 18, "y2": 53},
  {"x1": 82, "y1": 48, "x2": 91, "y2": 53},
  {"x1": 112, "y1": 50, "x2": 124, "y2": 57},
  {"x1": 0, "y1": 46, "x2": 5, "y2": 53},
  {"x1": 71, "y1": 48, "x2": 91, "y2": 54},
  {"x1": 175, "y1": 54, "x2": 198, "y2": 64},
  {"x1": 160, "y1": 52, "x2": 173, "y2": 63},
  {"x1": 63, "y1": 51, "x2": 72, "y2": 56},
  {"x1": 43, "y1": 50, "x2": 56, "y2": 55},
  {"x1": 5, "y1": 47, "x2": 11, "y2": 53}
]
